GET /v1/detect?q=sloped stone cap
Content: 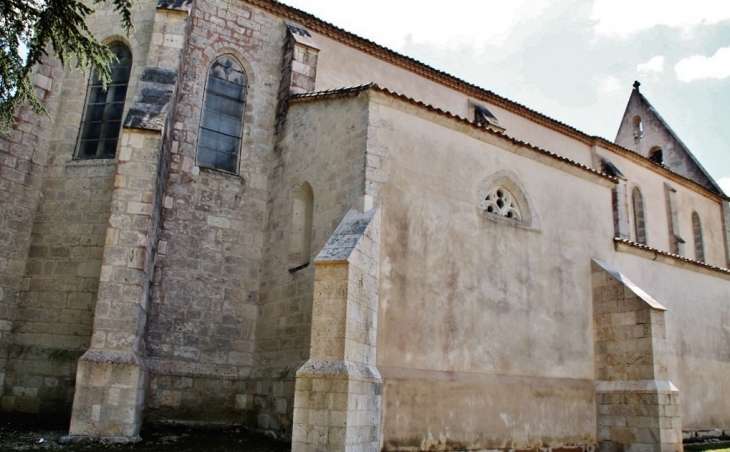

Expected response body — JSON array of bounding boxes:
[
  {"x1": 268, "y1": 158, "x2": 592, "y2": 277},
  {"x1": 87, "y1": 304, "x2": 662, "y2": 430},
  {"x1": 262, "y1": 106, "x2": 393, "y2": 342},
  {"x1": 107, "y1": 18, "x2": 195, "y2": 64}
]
[
  {"x1": 157, "y1": 0, "x2": 192, "y2": 12},
  {"x1": 286, "y1": 23, "x2": 319, "y2": 50},
  {"x1": 123, "y1": 68, "x2": 177, "y2": 131},
  {"x1": 78, "y1": 349, "x2": 146, "y2": 368},
  {"x1": 296, "y1": 358, "x2": 381, "y2": 382},
  {"x1": 596, "y1": 379, "x2": 679, "y2": 394},
  {"x1": 592, "y1": 259, "x2": 667, "y2": 311},
  {"x1": 316, "y1": 208, "x2": 380, "y2": 263}
]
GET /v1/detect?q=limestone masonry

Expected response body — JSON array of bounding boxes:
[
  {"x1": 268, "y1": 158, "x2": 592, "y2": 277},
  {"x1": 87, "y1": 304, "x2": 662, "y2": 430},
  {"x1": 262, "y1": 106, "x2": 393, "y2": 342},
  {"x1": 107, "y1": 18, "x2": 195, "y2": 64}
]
[{"x1": 1, "y1": 1, "x2": 729, "y2": 451}]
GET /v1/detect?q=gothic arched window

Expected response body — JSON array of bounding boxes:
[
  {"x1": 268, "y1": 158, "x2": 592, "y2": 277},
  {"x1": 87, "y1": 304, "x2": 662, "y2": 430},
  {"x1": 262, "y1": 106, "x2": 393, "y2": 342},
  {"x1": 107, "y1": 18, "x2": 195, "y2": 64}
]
[
  {"x1": 76, "y1": 42, "x2": 132, "y2": 159},
  {"x1": 649, "y1": 146, "x2": 664, "y2": 165},
  {"x1": 633, "y1": 115, "x2": 643, "y2": 142},
  {"x1": 632, "y1": 187, "x2": 647, "y2": 245},
  {"x1": 197, "y1": 55, "x2": 247, "y2": 173},
  {"x1": 477, "y1": 171, "x2": 539, "y2": 229},
  {"x1": 692, "y1": 212, "x2": 705, "y2": 262}
]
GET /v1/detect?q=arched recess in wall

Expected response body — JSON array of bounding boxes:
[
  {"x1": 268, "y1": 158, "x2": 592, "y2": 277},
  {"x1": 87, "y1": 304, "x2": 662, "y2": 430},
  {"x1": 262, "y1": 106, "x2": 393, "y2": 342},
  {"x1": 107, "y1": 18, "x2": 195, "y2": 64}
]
[
  {"x1": 76, "y1": 41, "x2": 132, "y2": 159},
  {"x1": 197, "y1": 54, "x2": 248, "y2": 174},
  {"x1": 289, "y1": 182, "x2": 314, "y2": 269},
  {"x1": 631, "y1": 186, "x2": 647, "y2": 245},
  {"x1": 692, "y1": 212, "x2": 705, "y2": 262},
  {"x1": 649, "y1": 146, "x2": 664, "y2": 165},
  {"x1": 477, "y1": 170, "x2": 539, "y2": 229},
  {"x1": 633, "y1": 115, "x2": 644, "y2": 141}
]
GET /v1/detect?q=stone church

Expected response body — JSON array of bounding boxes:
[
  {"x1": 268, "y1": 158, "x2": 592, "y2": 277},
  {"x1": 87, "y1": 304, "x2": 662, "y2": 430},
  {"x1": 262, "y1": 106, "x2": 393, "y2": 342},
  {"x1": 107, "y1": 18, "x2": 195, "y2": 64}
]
[{"x1": 1, "y1": 0, "x2": 729, "y2": 450}]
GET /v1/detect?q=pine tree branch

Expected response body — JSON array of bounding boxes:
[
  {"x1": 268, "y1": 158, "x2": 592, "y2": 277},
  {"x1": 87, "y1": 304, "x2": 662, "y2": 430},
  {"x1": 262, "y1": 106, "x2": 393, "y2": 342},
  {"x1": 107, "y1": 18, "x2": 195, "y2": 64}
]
[{"x1": 0, "y1": 0, "x2": 135, "y2": 132}]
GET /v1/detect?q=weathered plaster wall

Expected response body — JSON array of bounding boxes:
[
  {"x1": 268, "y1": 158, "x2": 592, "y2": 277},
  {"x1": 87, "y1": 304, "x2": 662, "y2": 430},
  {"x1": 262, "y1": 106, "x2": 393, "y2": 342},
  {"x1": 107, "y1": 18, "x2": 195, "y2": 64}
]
[
  {"x1": 256, "y1": 93, "x2": 369, "y2": 437},
  {"x1": 366, "y1": 97, "x2": 614, "y2": 449},
  {"x1": 596, "y1": 149, "x2": 725, "y2": 267},
  {"x1": 311, "y1": 33, "x2": 595, "y2": 168}
]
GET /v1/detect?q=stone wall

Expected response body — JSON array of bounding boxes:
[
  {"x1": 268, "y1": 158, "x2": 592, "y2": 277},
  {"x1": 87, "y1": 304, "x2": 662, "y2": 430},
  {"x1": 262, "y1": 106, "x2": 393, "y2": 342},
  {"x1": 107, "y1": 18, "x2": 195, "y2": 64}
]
[
  {"x1": 0, "y1": 59, "x2": 64, "y2": 414},
  {"x1": 143, "y1": 0, "x2": 279, "y2": 425},
  {"x1": 0, "y1": 0, "x2": 157, "y2": 417},
  {"x1": 254, "y1": 93, "x2": 370, "y2": 437}
]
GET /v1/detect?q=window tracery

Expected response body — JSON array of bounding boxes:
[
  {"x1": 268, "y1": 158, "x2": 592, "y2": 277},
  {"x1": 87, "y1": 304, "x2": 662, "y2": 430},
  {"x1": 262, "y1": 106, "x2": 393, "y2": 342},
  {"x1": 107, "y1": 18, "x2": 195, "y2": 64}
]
[
  {"x1": 197, "y1": 55, "x2": 247, "y2": 174},
  {"x1": 477, "y1": 171, "x2": 538, "y2": 229},
  {"x1": 483, "y1": 186, "x2": 521, "y2": 221}
]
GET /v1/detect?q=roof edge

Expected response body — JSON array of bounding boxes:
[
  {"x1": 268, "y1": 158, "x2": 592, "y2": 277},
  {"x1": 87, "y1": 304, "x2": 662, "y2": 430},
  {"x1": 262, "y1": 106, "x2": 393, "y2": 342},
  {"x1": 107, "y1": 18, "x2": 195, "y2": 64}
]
[
  {"x1": 288, "y1": 84, "x2": 617, "y2": 185},
  {"x1": 257, "y1": 0, "x2": 726, "y2": 201},
  {"x1": 615, "y1": 238, "x2": 730, "y2": 279},
  {"x1": 635, "y1": 90, "x2": 723, "y2": 194}
]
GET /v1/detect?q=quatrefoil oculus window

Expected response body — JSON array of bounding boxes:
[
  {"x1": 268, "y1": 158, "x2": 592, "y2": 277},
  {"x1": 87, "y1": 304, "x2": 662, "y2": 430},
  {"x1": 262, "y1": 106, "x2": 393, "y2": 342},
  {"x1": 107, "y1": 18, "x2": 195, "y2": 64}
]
[{"x1": 483, "y1": 186, "x2": 521, "y2": 221}]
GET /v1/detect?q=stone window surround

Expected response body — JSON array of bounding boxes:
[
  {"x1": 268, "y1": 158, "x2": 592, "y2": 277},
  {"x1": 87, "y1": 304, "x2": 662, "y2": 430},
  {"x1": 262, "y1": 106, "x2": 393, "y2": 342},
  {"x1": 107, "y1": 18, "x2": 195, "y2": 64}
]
[
  {"x1": 692, "y1": 211, "x2": 705, "y2": 263},
  {"x1": 631, "y1": 185, "x2": 647, "y2": 245},
  {"x1": 196, "y1": 54, "x2": 248, "y2": 175},
  {"x1": 477, "y1": 170, "x2": 540, "y2": 230},
  {"x1": 75, "y1": 41, "x2": 133, "y2": 161}
]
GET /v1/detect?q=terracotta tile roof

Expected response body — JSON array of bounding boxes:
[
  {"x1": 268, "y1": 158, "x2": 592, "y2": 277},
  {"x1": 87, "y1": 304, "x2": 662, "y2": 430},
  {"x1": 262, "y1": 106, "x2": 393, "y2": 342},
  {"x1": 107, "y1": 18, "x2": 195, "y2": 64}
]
[
  {"x1": 614, "y1": 238, "x2": 730, "y2": 278},
  {"x1": 256, "y1": 0, "x2": 728, "y2": 201},
  {"x1": 289, "y1": 84, "x2": 617, "y2": 184}
]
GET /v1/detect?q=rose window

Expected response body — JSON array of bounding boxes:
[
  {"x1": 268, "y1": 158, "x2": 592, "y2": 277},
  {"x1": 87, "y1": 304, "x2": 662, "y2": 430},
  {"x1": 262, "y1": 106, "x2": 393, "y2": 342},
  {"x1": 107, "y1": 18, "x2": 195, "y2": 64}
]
[{"x1": 483, "y1": 186, "x2": 521, "y2": 220}]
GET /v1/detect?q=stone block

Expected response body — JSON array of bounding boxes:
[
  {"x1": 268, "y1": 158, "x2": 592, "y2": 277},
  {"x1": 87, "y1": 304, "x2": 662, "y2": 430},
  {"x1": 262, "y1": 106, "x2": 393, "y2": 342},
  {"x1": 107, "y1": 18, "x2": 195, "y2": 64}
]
[{"x1": 696, "y1": 429, "x2": 722, "y2": 438}]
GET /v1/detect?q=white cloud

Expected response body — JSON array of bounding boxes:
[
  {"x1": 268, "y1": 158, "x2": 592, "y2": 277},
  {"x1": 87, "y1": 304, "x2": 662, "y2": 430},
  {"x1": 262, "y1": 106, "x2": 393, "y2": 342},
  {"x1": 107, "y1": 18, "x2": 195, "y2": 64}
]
[
  {"x1": 591, "y1": 0, "x2": 730, "y2": 38},
  {"x1": 720, "y1": 178, "x2": 730, "y2": 196},
  {"x1": 637, "y1": 56, "x2": 664, "y2": 77},
  {"x1": 675, "y1": 47, "x2": 730, "y2": 83},
  {"x1": 594, "y1": 75, "x2": 622, "y2": 95}
]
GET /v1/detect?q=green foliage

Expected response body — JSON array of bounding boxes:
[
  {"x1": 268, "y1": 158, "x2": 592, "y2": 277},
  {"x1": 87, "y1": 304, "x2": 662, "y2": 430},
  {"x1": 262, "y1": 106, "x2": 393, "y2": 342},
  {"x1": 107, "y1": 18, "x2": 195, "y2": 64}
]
[{"x1": 0, "y1": 0, "x2": 134, "y2": 132}]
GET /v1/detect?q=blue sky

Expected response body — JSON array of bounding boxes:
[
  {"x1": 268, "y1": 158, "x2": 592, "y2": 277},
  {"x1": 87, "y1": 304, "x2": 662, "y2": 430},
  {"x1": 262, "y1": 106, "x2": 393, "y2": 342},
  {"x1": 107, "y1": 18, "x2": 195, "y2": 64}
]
[{"x1": 279, "y1": 0, "x2": 730, "y2": 193}]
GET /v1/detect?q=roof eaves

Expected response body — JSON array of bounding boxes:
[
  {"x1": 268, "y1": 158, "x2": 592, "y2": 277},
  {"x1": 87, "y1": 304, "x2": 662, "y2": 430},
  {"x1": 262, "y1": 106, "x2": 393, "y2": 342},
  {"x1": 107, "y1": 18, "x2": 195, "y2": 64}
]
[
  {"x1": 252, "y1": 1, "x2": 589, "y2": 134},
  {"x1": 615, "y1": 238, "x2": 730, "y2": 278},
  {"x1": 594, "y1": 136, "x2": 729, "y2": 201},
  {"x1": 288, "y1": 83, "x2": 375, "y2": 103},
  {"x1": 288, "y1": 84, "x2": 617, "y2": 184},
  {"x1": 259, "y1": 0, "x2": 723, "y2": 200}
]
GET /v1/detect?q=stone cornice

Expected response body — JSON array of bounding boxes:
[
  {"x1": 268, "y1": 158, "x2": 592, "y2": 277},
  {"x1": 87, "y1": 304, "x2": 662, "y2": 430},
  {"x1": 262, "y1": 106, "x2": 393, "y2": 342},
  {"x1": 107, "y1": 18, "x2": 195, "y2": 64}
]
[{"x1": 289, "y1": 84, "x2": 618, "y2": 187}]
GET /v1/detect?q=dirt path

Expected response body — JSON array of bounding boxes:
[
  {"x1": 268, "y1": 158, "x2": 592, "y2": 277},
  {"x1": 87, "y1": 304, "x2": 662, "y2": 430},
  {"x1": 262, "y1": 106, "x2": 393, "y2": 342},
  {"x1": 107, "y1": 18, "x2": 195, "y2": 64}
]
[{"x1": 0, "y1": 417, "x2": 290, "y2": 452}]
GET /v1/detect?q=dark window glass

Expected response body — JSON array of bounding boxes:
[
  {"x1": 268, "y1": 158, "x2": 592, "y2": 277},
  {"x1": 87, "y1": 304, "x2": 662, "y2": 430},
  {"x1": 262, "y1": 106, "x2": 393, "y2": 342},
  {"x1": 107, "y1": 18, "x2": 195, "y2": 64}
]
[
  {"x1": 76, "y1": 42, "x2": 132, "y2": 159},
  {"x1": 197, "y1": 56, "x2": 247, "y2": 173}
]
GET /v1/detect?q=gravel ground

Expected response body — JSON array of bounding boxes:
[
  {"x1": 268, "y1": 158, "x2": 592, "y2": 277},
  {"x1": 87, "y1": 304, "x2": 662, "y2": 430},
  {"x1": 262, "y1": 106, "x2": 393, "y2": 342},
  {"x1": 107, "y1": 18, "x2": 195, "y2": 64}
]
[
  {"x1": 0, "y1": 416, "x2": 289, "y2": 452},
  {"x1": 3, "y1": 416, "x2": 730, "y2": 452}
]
